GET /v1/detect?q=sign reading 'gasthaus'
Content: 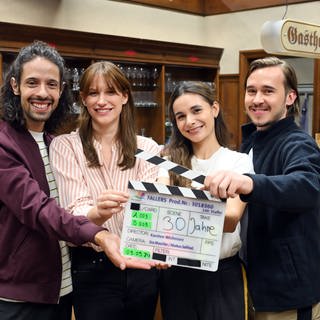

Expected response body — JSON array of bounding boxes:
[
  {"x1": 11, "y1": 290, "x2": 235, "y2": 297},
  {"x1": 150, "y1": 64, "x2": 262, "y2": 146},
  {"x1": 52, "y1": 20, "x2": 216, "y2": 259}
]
[{"x1": 261, "y1": 19, "x2": 320, "y2": 58}]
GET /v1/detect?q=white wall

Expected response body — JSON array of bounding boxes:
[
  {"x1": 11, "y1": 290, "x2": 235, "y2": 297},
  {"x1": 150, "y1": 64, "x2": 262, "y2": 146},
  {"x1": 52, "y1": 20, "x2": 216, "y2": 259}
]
[
  {"x1": 0, "y1": 0, "x2": 205, "y2": 44},
  {"x1": 0, "y1": 0, "x2": 319, "y2": 74},
  {"x1": 204, "y1": 2, "x2": 320, "y2": 73}
]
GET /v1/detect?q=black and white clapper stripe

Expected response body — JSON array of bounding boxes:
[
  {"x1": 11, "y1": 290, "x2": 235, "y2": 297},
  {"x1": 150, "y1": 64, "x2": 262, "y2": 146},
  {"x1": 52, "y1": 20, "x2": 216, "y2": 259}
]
[
  {"x1": 135, "y1": 148, "x2": 206, "y2": 184},
  {"x1": 128, "y1": 180, "x2": 215, "y2": 201},
  {"x1": 134, "y1": 149, "x2": 221, "y2": 202}
]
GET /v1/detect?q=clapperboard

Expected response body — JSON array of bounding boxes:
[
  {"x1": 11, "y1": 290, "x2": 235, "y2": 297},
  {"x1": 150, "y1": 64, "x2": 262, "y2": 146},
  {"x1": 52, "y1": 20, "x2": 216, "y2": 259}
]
[{"x1": 120, "y1": 149, "x2": 226, "y2": 272}]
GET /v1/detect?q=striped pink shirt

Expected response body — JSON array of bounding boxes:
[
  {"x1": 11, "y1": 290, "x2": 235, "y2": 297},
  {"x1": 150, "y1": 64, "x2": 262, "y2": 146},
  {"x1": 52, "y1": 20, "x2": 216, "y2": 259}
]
[{"x1": 50, "y1": 131, "x2": 160, "y2": 236}]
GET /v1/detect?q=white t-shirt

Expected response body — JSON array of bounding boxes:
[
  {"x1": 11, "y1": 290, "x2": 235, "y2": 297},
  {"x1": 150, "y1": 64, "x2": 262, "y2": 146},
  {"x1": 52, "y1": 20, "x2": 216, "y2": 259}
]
[{"x1": 158, "y1": 147, "x2": 254, "y2": 260}]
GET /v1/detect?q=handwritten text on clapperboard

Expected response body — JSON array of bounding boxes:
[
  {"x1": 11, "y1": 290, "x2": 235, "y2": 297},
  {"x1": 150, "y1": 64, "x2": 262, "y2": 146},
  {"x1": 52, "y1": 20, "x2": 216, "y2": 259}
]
[{"x1": 121, "y1": 183, "x2": 225, "y2": 272}]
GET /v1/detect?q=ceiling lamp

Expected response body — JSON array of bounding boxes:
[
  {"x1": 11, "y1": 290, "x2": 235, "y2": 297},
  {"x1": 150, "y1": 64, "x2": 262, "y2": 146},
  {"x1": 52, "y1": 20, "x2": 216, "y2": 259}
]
[{"x1": 261, "y1": 19, "x2": 320, "y2": 58}]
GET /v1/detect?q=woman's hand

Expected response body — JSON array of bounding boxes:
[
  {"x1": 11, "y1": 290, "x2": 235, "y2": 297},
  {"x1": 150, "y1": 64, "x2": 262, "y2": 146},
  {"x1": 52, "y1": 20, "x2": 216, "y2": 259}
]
[{"x1": 88, "y1": 190, "x2": 129, "y2": 225}]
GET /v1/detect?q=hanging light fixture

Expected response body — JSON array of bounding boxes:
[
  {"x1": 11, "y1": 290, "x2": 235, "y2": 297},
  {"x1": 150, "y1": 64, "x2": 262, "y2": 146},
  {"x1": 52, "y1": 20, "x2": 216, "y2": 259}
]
[{"x1": 261, "y1": 19, "x2": 320, "y2": 58}]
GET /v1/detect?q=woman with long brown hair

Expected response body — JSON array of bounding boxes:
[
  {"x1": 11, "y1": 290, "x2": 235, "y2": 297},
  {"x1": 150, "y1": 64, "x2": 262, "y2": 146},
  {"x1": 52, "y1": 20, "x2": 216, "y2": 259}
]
[
  {"x1": 158, "y1": 81, "x2": 254, "y2": 320},
  {"x1": 50, "y1": 61, "x2": 161, "y2": 320}
]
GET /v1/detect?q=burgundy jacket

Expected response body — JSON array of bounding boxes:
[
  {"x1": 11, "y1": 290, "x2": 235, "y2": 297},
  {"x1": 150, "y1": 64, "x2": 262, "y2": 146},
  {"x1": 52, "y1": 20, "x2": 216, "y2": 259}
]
[{"x1": 0, "y1": 120, "x2": 104, "y2": 304}]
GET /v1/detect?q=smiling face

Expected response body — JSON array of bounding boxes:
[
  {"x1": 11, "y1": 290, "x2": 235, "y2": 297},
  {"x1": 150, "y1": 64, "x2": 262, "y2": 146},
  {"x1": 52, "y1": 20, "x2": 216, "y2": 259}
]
[
  {"x1": 10, "y1": 56, "x2": 62, "y2": 132},
  {"x1": 172, "y1": 93, "x2": 219, "y2": 147},
  {"x1": 81, "y1": 74, "x2": 128, "y2": 134},
  {"x1": 245, "y1": 65, "x2": 297, "y2": 131}
]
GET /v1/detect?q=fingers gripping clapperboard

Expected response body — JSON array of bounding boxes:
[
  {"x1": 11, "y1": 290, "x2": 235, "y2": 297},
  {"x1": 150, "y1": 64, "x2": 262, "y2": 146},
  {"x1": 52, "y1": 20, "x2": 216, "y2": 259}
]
[{"x1": 120, "y1": 149, "x2": 226, "y2": 272}]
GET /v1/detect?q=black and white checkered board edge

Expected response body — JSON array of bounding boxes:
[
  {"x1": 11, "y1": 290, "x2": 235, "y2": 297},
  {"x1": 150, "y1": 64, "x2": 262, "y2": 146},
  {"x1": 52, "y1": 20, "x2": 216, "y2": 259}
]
[
  {"x1": 128, "y1": 180, "x2": 218, "y2": 202},
  {"x1": 135, "y1": 148, "x2": 206, "y2": 184}
]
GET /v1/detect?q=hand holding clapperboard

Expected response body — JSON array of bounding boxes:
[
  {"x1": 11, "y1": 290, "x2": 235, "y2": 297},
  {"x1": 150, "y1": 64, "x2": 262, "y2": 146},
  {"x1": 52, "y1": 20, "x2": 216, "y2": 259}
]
[{"x1": 120, "y1": 149, "x2": 226, "y2": 272}]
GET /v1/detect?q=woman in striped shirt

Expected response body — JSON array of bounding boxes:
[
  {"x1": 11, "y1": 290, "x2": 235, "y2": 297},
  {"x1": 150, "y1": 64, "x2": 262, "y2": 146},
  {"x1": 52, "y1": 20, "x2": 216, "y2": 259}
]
[{"x1": 50, "y1": 61, "x2": 161, "y2": 320}]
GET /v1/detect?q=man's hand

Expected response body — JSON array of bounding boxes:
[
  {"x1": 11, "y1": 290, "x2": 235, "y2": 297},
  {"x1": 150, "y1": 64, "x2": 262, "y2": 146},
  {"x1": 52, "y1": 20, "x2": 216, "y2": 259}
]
[
  {"x1": 94, "y1": 230, "x2": 155, "y2": 270},
  {"x1": 204, "y1": 170, "x2": 253, "y2": 199}
]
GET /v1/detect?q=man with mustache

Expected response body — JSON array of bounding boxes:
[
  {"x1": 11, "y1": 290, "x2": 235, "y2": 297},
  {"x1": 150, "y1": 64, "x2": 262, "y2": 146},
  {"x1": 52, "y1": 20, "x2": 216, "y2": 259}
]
[{"x1": 0, "y1": 40, "x2": 153, "y2": 320}]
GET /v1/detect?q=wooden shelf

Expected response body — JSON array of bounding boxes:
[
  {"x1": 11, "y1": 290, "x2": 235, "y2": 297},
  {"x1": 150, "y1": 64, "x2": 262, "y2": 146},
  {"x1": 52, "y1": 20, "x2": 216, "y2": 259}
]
[{"x1": 0, "y1": 22, "x2": 223, "y2": 144}]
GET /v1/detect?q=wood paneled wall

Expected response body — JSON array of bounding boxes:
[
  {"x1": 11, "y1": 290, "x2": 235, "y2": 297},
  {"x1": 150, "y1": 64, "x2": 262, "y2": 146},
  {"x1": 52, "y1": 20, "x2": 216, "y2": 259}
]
[{"x1": 219, "y1": 74, "x2": 240, "y2": 150}]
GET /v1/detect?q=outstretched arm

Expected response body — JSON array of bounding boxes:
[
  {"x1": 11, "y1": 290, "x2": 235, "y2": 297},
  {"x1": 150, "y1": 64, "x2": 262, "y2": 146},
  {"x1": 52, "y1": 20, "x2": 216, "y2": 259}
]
[
  {"x1": 204, "y1": 170, "x2": 253, "y2": 199},
  {"x1": 94, "y1": 230, "x2": 155, "y2": 270}
]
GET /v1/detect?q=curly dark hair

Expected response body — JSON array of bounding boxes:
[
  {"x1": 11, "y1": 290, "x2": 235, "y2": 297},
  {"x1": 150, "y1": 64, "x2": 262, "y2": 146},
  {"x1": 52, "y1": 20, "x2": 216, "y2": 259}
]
[{"x1": 0, "y1": 40, "x2": 73, "y2": 133}]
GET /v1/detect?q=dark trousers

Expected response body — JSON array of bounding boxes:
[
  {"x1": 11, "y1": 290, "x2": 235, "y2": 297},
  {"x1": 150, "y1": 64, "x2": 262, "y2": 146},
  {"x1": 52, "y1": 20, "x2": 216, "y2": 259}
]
[
  {"x1": 71, "y1": 247, "x2": 159, "y2": 320},
  {"x1": 160, "y1": 255, "x2": 247, "y2": 320},
  {"x1": 0, "y1": 293, "x2": 72, "y2": 320},
  {"x1": 53, "y1": 292, "x2": 73, "y2": 320}
]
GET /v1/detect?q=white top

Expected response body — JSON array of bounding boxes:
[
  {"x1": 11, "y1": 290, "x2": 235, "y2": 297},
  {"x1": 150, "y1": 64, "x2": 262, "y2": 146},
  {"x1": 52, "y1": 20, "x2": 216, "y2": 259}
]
[
  {"x1": 30, "y1": 130, "x2": 72, "y2": 297},
  {"x1": 158, "y1": 147, "x2": 254, "y2": 260}
]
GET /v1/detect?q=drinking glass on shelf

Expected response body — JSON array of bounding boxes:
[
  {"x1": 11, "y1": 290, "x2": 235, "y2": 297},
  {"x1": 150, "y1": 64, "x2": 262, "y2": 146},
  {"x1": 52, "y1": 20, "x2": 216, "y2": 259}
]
[
  {"x1": 71, "y1": 102, "x2": 81, "y2": 114},
  {"x1": 145, "y1": 68, "x2": 151, "y2": 87},
  {"x1": 165, "y1": 73, "x2": 173, "y2": 93},
  {"x1": 71, "y1": 68, "x2": 80, "y2": 91},
  {"x1": 133, "y1": 91, "x2": 142, "y2": 107},
  {"x1": 133, "y1": 90, "x2": 158, "y2": 108},
  {"x1": 125, "y1": 66, "x2": 132, "y2": 82},
  {"x1": 116, "y1": 64, "x2": 125, "y2": 74},
  {"x1": 136, "y1": 67, "x2": 143, "y2": 87},
  {"x1": 131, "y1": 66, "x2": 138, "y2": 87},
  {"x1": 151, "y1": 67, "x2": 159, "y2": 87},
  {"x1": 65, "y1": 67, "x2": 72, "y2": 83},
  {"x1": 165, "y1": 120, "x2": 173, "y2": 143}
]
